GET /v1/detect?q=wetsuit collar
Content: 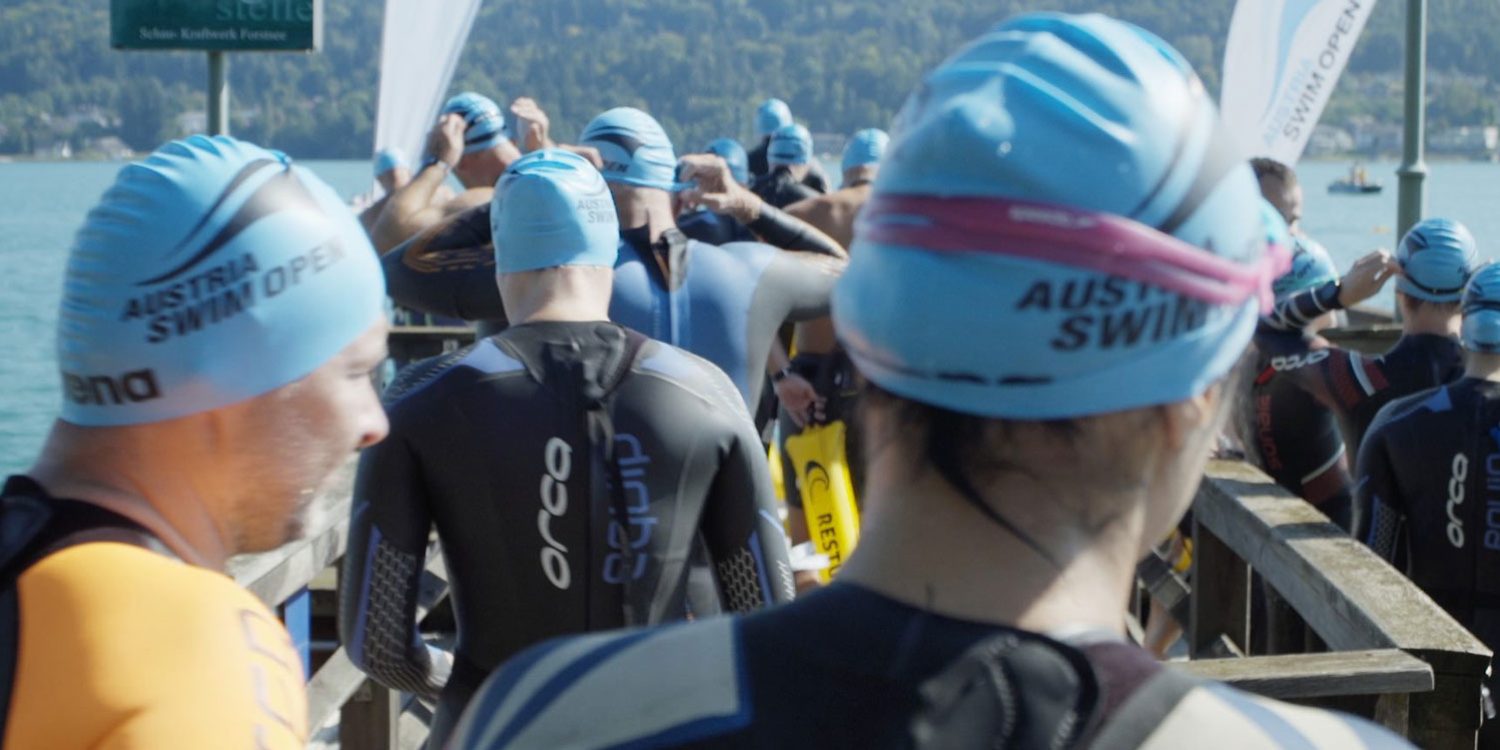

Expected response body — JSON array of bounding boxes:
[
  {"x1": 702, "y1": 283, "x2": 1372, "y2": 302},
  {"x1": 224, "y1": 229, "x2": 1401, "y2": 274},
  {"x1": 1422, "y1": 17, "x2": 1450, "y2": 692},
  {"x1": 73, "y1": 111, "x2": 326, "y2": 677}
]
[{"x1": 620, "y1": 226, "x2": 691, "y2": 291}]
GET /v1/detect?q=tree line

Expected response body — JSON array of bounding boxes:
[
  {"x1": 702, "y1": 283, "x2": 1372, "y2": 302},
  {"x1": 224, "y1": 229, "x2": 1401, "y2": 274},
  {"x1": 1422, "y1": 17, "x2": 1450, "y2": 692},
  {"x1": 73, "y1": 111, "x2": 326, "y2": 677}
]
[{"x1": 1, "y1": 0, "x2": 1496, "y2": 159}]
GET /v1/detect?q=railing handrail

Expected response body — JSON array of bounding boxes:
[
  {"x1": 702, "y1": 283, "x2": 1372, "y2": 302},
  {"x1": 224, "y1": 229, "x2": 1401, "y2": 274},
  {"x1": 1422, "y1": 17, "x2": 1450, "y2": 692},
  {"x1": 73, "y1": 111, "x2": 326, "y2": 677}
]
[{"x1": 1194, "y1": 459, "x2": 1491, "y2": 670}]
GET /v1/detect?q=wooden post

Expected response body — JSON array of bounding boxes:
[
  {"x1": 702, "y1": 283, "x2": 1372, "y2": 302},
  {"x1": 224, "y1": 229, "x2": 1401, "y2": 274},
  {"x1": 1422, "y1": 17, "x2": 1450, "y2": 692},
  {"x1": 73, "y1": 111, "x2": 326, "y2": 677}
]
[
  {"x1": 340, "y1": 679, "x2": 399, "y2": 750},
  {"x1": 1408, "y1": 666, "x2": 1484, "y2": 750},
  {"x1": 1190, "y1": 517, "x2": 1250, "y2": 658}
]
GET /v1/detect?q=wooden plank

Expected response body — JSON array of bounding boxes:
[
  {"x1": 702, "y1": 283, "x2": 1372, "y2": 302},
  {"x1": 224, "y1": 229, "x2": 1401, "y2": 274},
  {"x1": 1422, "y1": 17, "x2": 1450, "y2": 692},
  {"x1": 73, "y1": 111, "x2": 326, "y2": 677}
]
[
  {"x1": 1177, "y1": 649, "x2": 1432, "y2": 700},
  {"x1": 1189, "y1": 519, "x2": 1249, "y2": 658},
  {"x1": 1194, "y1": 460, "x2": 1491, "y2": 675},
  {"x1": 340, "y1": 680, "x2": 399, "y2": 750},
  {"x1": 1410, "y1": 672, "x2": 1487, "y2": 750}
]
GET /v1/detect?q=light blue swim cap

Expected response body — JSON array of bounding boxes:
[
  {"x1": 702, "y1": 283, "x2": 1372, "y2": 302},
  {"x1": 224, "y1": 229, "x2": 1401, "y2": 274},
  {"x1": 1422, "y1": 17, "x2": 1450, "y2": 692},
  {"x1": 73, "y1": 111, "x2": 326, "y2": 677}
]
[
  {"x1": 1396, "y1": 218, "x2": 1477, "y2": 303},
  {"x1": 1273, "y1": 234, "x2": 1339, "y2": 302},
  {"x1": 579, "y1": 107, "x2": 680, "y2": 192},
  {"x1": 705, "y1": 138, "x2": 750, "y2": 185},
  {"x1": 756, "y1": 98, "x2": 793, "y2": 138},
  {"x1": 442, "y1": 92, "x2": 509, "y2": 155},
  {"x1": 491, "y1": 149, "x2": 619, "y2": 274},
  {"x1": 374, "y1": 147, "x2": 406, "y2": 176},
  {"x1": 59, "y1": 135, "x2": 386, "y2": 426},
  {"x1": 1462, "y1": 263, "x2": 1500, "y2": 353},
  {"x1": 833, "y1": 13, "x2": 1279, "y2": 420},
  {"x1": 768, "y1": 124, "x2": 812, "y2": 167},
  {"x1": 841, "y1": 128, "x2": 889, "y2": 173}
]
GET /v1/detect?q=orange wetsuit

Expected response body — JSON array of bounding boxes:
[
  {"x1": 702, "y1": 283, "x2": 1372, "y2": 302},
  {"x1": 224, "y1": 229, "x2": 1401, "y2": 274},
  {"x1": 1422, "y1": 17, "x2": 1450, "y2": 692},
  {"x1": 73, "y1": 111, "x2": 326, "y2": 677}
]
[{"x1": 5, "y1": 541, "x2": 307, "y2": 748}]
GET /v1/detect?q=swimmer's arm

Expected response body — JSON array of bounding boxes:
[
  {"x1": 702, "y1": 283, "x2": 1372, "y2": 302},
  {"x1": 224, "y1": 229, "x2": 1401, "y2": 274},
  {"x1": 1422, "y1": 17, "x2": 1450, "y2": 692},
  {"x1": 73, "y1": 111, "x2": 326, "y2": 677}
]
[
  {"x1": 382, "y1": 206, "x2": 509, "y2": 323},
  {"x1": 761, "y1": 251, "x2": 847, "y2": 324},
  {"x1": 1265, "y1": 281, "x2": 1343, "y2": 331},
  {"x1": 340, "y1": 433, "x2": 447, "y2": 699},
  {"x1": 702, "y1": 413, "x2": 797, "y2": 610},
  {"x1": 1354, "y1": 425, "x2": 1402, "y2": 559},
  {"x1": 370, "y1": 161, "x2": 460, "y2": 253},
  {"x1": 370, "y1": 115, "x2": 467, "y2": 253},
  {"x1": 743, "y1": 203, "x2": 846, "y2": 259}
]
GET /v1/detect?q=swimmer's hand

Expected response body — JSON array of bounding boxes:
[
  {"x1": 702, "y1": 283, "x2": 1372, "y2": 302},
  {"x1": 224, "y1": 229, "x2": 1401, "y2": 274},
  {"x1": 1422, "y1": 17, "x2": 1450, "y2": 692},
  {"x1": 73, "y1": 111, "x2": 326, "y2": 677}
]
[
  {"x1": 509, "y1": 97, "x2": 556, "y2": 153},
  {"x1": 558, "y1": 144, "x2": 603, "y2": 169},
  {"x1": 677, "y1": 154, "x2": 763, "y2": 224},
  {"x1": 424, "y1": 114, "x2": 465, "y2": 169},
  {"x1": 1337, "y1": 249, "x2": 1398, "y2": 307},
  {"x1": 775, "y1": 371, "x2": 825, "y2": 428}
]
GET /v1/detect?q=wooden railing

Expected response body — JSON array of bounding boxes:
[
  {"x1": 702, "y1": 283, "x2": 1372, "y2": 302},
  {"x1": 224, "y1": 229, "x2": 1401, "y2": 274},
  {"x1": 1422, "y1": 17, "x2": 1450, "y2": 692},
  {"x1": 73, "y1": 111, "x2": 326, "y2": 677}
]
[{"x1": 1171, "y1": 460, "x2": 1493, "y2": 747}]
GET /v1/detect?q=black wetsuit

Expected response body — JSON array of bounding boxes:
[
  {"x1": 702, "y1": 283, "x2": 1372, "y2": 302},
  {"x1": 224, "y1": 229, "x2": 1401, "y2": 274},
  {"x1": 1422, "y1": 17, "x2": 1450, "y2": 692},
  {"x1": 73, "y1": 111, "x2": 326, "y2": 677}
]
[
  {"x1": 752, "y1": 166, "x2": 823, "y2": 209},
  {"x1": 448, "y1": 583, "x2": 1407, "y2": 749},
  {"x1": 340, "y1": 321, "x2": 795, "y2": 748},
  {"x1": 748, "y1": 137, "x2": 830, "y2": 191},
  {"x1": 1238, "y1": 327, "x2": 1355, "y2": 529},
  {"x1": 1265, "y1": 282, "x2": 1464, "y2": 528},
  {"x1": 676, "y1": 209, "x2": 755, "y2": 246},
  {"x1": 382, "y1": 204, "x2": 845, "y2": 409},
  {"x1": 1359, "y1": 378, "x2": 1500, "y2": 655}
]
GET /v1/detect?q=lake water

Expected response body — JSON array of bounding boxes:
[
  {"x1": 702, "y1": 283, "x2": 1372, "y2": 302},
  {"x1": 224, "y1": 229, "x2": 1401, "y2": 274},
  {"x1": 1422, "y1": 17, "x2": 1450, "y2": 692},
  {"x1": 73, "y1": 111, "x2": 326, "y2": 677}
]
[{"x1": 0, "y1": 158, "x2": 1496, "y2": 475}]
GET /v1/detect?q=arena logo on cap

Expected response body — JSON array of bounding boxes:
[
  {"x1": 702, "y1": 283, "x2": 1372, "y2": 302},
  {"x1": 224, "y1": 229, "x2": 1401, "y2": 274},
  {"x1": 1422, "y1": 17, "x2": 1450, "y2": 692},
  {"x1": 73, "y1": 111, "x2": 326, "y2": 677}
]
[
  {"x1": 61, "y1": 368, "x2": 162, "y2": 407},
  {"x1": 1014, "y1": 277, "x2": 1219, "y2": 352}
]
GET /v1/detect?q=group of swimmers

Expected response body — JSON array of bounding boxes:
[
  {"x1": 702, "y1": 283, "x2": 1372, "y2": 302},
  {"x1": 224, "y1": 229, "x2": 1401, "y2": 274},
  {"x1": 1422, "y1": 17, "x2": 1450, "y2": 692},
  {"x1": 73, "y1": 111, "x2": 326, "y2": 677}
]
[{"x1": 2, "y1": 9, "x2": 1485, "y2": 749}]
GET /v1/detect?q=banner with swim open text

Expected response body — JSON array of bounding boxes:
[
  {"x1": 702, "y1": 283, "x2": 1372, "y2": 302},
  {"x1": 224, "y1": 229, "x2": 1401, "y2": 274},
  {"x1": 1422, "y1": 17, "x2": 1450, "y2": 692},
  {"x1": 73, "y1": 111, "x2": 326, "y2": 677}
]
[
  {"x1": 1220, "y1": 0, "x2": 1377, "y2": 165},
  {"x1": 372, "y1": 0, "x2": 485, "y2": 175}
]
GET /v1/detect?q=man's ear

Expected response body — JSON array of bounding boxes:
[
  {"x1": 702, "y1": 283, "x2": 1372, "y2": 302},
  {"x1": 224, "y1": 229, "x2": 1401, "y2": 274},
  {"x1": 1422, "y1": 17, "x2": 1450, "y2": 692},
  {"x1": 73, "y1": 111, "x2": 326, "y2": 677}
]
[{"x1": 1158, "y1": 383, "x2": 1221, "y2": 452}]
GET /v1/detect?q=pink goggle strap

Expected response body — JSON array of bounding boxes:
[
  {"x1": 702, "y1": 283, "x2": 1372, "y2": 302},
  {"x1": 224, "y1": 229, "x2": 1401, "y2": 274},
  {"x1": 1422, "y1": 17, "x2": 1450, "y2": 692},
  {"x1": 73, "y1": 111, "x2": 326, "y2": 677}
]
[{"x1": 857, "y1": 195, "x2": 1291, "y2": 313}]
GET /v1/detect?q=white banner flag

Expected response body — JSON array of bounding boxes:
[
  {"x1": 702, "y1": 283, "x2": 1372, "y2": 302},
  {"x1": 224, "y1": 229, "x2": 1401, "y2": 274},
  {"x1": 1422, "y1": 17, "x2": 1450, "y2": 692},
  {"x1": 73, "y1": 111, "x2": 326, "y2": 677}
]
[
  {"x1": 372, "y1": 0, "x2": 485, "y2": 169},
  {"x1": 1220, "y1": 0, "x2": 1378, "y2": 165}
]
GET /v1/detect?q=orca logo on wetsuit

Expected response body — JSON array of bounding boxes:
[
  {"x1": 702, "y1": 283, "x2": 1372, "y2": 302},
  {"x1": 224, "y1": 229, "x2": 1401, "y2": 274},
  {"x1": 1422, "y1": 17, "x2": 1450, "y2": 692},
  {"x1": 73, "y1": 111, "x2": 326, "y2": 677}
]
[
  {"x1": 1448, "y1": 452, "x2": 1468, "y2": 549},
  {"x1": 1270, "y1": 350, "x2": 1330, "y2": 372},
  {"x1": 539, "y1": 437, "x2": 574, "y2": 590}
]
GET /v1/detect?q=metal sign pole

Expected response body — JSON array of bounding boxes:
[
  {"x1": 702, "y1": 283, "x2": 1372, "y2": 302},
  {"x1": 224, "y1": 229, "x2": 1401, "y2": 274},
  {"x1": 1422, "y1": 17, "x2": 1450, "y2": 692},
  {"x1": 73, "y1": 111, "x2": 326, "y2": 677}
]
[
  {"x1": 208, "y1": 51, "x2": 230, "y2": 136},
  {"x1": 1396, "y1": 0, "x2": 1427, "y2": 241}
]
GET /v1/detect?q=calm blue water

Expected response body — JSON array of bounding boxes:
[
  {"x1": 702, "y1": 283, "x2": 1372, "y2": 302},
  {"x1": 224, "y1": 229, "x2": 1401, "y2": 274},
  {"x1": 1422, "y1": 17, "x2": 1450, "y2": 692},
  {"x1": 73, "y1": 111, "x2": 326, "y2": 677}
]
[{"x1": 0, "y1": 158, "x2": 1496, "y2": 475}]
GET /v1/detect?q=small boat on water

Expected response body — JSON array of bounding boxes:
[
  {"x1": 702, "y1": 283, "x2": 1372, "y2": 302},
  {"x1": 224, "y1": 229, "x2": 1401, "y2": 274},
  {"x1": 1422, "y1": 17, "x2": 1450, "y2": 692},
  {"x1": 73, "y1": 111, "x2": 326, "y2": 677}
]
[{"x1": 1328, "y1": 164, "x2": 1382, "y2": 194}]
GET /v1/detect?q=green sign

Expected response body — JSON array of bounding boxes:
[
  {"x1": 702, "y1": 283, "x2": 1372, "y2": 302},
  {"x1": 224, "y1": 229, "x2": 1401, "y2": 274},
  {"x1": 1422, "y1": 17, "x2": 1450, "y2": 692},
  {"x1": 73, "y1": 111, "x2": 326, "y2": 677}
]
[{"x1": 111, "y1": 0, "x2": 323, "y2": 51}]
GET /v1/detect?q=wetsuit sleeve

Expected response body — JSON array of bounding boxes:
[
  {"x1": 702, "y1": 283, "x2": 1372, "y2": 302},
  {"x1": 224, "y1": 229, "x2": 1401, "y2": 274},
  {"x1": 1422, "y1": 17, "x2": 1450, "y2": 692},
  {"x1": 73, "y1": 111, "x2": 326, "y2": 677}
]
[
  {"x1": 746, "y1": 204, "x2": 846, "y2": 258},
  {"x1": 381, "y1": 204, "x2": 509, "y2": 323},
  {"x1": 701, "y1": 415, "x2": 797, "y2": 611},
  {"x1": 1355, "y1": 419, "x2": 1403, "y2": 560},
  {"x1": 1265, "y1": 280, "x2": 1343, "y2": 331},
  {"x1": 340, "y1": 421, "x2": 446, "y2": 699},
  {"x1": 756, "y1": 250, "x2": 847, "y2": 324}
]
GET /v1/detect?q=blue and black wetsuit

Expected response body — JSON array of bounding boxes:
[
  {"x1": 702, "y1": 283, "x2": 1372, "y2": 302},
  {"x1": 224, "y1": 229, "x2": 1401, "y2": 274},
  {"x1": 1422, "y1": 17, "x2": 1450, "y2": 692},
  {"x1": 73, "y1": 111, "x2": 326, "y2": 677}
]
[
  {"x1": 1359, "y1": 378, "x2": 1500, "y2": 654},
  {"x1": 382, "y1": 204, "x2": 845, "y2": 409},
  {"x1": 447, "y1": 583, "x2": 1408, "y2": 749},
  {"x1": 676, "y1": 209, "x2": 755, "y2": 246},
  {"x1": 1238, "y1": 327, "x2": 1355, "y2": 529},
  {"x1": 339, "y1": 321, "x2": 795, "y2": 748}
]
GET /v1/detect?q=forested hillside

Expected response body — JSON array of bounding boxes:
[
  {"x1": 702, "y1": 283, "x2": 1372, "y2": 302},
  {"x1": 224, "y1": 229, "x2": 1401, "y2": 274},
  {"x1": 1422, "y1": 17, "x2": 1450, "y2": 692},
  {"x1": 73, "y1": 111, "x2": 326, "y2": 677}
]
[{"x1": 1, "y1": 0, "x2": 1496, "y2": 158}]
